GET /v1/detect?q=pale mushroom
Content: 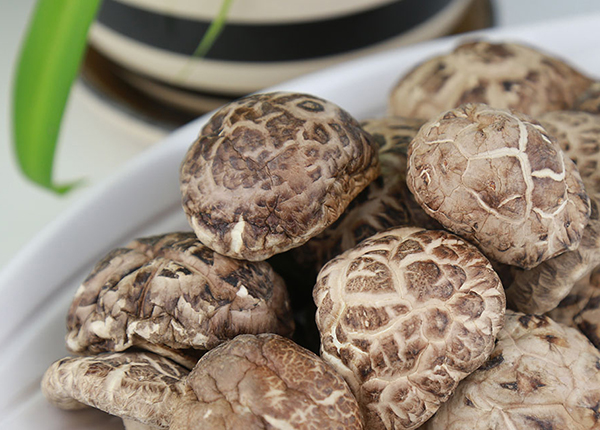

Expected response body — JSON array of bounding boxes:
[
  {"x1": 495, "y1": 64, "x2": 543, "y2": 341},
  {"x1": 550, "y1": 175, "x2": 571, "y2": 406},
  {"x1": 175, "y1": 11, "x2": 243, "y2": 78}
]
[
  {"x1": 421, "y1": 310, "x2": 600, "y2": 430},
  {"x1": 43, "y1": 335, "x2": 364, "y2": 430},
  {"x1": 313, "y1": 227, "x2": 506, "y2": 430},
  {"x1": 406, "y1": 103, "x2": 591, "y2": 269},
  {"x1": 389, "y1": 40, "x2": 592, "y2": 119},
  {"x1": 41, "y1": 352, "x2": 192, "y2": 430},
  {"x1": 180, "y1": 92, "x2": 380, "y2": 261},
  {"x1": 292, "y1": 116, "x2": 440, "y2": 274},
  {"x1": 66, "y1": 232, "x2": 294, "y2": 368},
  {"x1": 506, "y1": 110, "x2": 600, "y2": 313}
]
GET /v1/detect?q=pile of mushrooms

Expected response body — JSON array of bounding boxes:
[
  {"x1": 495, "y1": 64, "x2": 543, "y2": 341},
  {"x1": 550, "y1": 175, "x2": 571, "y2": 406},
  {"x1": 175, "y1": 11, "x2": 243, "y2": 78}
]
[{"x1": 42, "y1": 42, "x2": 600, "y2": 429}]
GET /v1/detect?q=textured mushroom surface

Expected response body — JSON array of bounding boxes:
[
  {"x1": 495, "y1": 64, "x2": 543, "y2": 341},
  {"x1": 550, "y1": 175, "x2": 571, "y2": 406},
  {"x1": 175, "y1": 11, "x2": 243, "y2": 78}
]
[
  {"x1": 180, "y1": 92, "x2": 380, "y2": 261},
  {"x1": 389, "y1": 41, "x2": 592, "y2": 119},
  {"x1": 407, "y1": 103, "x2": 590, "y2": 269},
  {"x1": 66, "y1": 232, "x2": 294, "y2": 367},
  {"x1": 42, "y1": 352, "x2": 192, "y2": 429},
  {"x1": 293, "y1": 116, "x2": 439, "y2": 273},
  {"x1": 506, "y1": 111, "x2": 600, "y2": 313},
  {"x1": 574, "y1": 81, "x2": 600, "y2": 114},
  {"x1": 171, "y1": 334, "x2": 363, "y2": 430},
  {"x1": 547, "y1": 267, "x2": 600, "y2": 349},
  {"x1": 313, "y1": 227, "x2": 506, "y2": 430},
  {"x1": 421, "y1": 311, "x2": 600, "y2": 430}
]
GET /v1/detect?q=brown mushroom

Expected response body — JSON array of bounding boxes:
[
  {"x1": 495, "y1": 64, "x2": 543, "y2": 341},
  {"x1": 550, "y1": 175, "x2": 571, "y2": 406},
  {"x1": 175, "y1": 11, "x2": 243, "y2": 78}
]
[
  {"x1": 172, "y1": 334, "x2": 363, "y2": 430},
  {"x1": 292, "y1": 116, "x2": 440, "y2": 274},
  {"x1": 66, "y1": 232, "x2": 294, "y2": 368},
  {"x1": 406, "y1": 103, "x2": 590, "y2": 269},
  {"x1": 547, "y1": 266, "x2": 600, "y2": 349},
  {"x1": 420, "y1": 310, "x2": 600, "y2": 430},
  {"x1": 389, "y1": 40, "x2": 592, "y2": 119},
  {"x1": 43, "y1": 335, "x2": 364, "y2": 429},
  {"x1": 505, "y1": 110, "x2": 600, "y2": 313},
  {"x1": 180, "y1": 92, "x2": 380, "y2": 261},
  {"x1": 313, "y1": 226, "x2": 506, "y2": 430},
  {"x1": 574, "y1": 81, "x2": 600, "y2": 114},
  {"x1": 42, "y1": 352, "x2": 192, "y2": 429}
]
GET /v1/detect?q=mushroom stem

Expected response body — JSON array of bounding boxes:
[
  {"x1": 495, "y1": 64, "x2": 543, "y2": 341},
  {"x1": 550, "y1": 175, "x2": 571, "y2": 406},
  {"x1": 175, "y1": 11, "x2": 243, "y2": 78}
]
[{"x1": 122, "y1": 418, "x2": 160, "y2": 430}]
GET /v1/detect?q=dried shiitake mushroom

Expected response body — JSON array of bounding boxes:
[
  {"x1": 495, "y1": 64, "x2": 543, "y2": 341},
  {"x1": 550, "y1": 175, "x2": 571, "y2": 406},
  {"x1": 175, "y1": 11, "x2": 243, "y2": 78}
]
[
  {"x1": 547, "y1": 265, "x2": 600, "y2": 350},
  {"x1": 407, "y1": 103, "x2": 590, "y2": 269},
  {"x1": 389, "y1": 40, "x2": 592, "y2": 119},
  {"x1": 42, "y1": 352, "x2": 191, "y2": 430},
  {"x1": 574, "y1": 81, "x2": 600, "y2": 114},
  {"x1": 43, "y1": 335, "x2": 364, "y2": 429},
  {"x1": 180, "y1": 92, "x2": 380, "y2": 261},
  {"x1": 506, "y1": 110, "x2": 600, "y2": 313},
  {"x1": 421, "y1": 310, "x2": 600, "y2": 430},
  {"x1": 66, "y1": 232, "x2": 294, "y2": 368},
  {"x1": 293, "y1": 116, "x2": 439, "y2": 273},
  {"x1": 173, "y1": 334, "x2": 363, "y2": 430},
  {"x1": 313, "y1": 227, "x2": 506, "y2": 430}
]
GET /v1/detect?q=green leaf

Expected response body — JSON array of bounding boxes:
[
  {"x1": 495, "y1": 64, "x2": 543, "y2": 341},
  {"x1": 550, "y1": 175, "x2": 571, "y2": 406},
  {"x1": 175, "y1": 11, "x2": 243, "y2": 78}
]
[
  {"x1": 192, "y1": 0, "x2": 235, "y2": 58},
  {"x1": 12, "y1": 0, "x2": 102, "y2": 194}
]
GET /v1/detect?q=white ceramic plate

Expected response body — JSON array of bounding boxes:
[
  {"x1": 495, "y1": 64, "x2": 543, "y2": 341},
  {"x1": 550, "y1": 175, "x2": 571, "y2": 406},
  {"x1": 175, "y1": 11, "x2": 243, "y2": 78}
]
[{"x1": 2, "y1": 14, "x2": 600, "y2": 429}]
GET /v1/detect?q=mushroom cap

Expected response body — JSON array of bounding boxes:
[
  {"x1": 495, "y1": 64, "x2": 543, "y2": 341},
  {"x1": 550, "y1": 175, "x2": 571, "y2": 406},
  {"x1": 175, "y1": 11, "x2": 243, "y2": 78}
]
[
  {"x1": 170, "y1": 333, "x2": 363, "y2": 430},
  {"x1": 180, "y1": 92, "x2": 380, "y2": 261},
  {"x1": 574, "y1": 81, "x2": 600, "y2": 114},
  {"x1": 66, "y1": 232, "x2": 294, "y2": 367},
  {"x1": 421, "y1": 310, "x2": 600, "y2": 430},
  {"x1": 292, "y1": 116, "x2": 439, "y2": 273},
  {"x1": 41, "y1": 352, "x2": 192, "y2": 428},
  {"x1": 538, "y1": 110, "x2": 600, "y2": 193},
  {"x1": 547, "y1": 266, "x2": 600, "y2": 349},
  {"x1": 407, "y1": 103, "x2": 590, "y2": 269},
  {"x1": 389, "y1": 40, "x2": 592, "y2": 119},
  {"x1": 313, "y1": 227, "x2": 506, "y2": 430}
]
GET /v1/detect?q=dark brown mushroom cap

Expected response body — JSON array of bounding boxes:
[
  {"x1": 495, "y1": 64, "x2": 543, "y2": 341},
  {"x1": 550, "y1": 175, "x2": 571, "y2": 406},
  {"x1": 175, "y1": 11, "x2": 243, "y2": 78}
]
[
  {"x1": 41, "y1": 352, "x2": 192, "y2": 428},
  {"x1": 407, "y1": 104, "x2": 591, "y2": 269},
  {"x1": 170, "y1": 334, "x2": 363, "y2": 430},
  {"x1": 292, "y1": 116, "x2": 440, "y2": 273},
  {"x1": 66, "y1": 232, "x2": 294, "y2": 367},
  {"x1": 547, "y1": 265, "x2": 600, "y2": 350},
  {"x1": 421, "y1": 310, "x2": 600, "y2": 430},
  {"x1": 313, "y1": 227, "x2": 506, "y2": 430},
  {"x1": 389, "y1": 40, "x2": 592, "y2": 119},
  {"x1": 180, "y1": 92, "x2": 380, "y2": 261}
]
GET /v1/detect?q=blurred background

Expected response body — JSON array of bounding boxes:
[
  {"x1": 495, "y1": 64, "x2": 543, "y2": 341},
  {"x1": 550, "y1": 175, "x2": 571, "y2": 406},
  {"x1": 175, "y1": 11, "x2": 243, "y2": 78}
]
[{"x1": 2, "y1": 0, "x2": 600, "y2": 270}]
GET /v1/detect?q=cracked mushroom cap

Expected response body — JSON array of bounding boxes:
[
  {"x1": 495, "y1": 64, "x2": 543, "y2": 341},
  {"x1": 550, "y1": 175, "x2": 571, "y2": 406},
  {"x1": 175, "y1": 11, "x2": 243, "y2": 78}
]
[
  {"x1": 41, "y1": 352, "x2": 192, "y2": 429},
  {"x1": 292, "y1": 116, "x2": 440, "y2": 273},
  {"x1": 421, "y1": 310, "x2": 600, "y2": 430},
  {"x1": 389, "y1": 40, "x2": 592, "y2": 119},
  {"x1": 171, "y1": 334, "x2": 363, "y2": 430},
  {"x1": 407, "y1": 103, "x2": 591, "y2": 269},
  {"x1": 313, "y1": 227, "x2": 506, "y2": 430},
  {"x1": 547, "y1": 266, "x2": 600, "y2": 349},
  {"x1": 574, "y1": 81, "x2": 600, "y2": 114},
  {"x1": 66, "y1": 232, "x2": 294, "y2": 368},
  {"x1": 505, "y1": 111, "x2": 600, "y2": 313},
  {"x1": 180, "y1": 92, "x2": 380, "y2": 261}
]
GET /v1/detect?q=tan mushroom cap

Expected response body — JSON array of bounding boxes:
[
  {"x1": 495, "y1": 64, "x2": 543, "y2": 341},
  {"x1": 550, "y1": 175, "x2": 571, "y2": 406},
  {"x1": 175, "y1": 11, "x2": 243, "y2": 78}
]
[
  {"x1": 407, "y1": 104, "x2": 590, "y2": 269},
  {"x1": 313, "y1": 227, "x2": 505, "y2": 430},
  {"x1": 506, "y1": 111, "x2": 600, "y2": 313},
  {"x1": 41, "y1": 352, "x2": 192, "y2": 429},
  {"x1": 389, "y1": 40, "x2": 592, "y2": 119},
  {"x1": 421, "y1": 310, "x2": 600, "y2": 430},
  {"x1": 180, "y1": 92, "x2": 380, "y2": 261},
  {"x1": 547, "y1": 266, "x2": 600, "y2": 349},
  {"x1": 66, "y1": 232, "x2": 294, "y2": 368},
  {"x1": 293, "y1": 116, "x2": 440, "y2": 273},
  {"x1": 171, "y1": 334, "x2": 363, "y2": 430},
  {"x1": 574, "y1": 81, "x2": 600, "y2": 114}
]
